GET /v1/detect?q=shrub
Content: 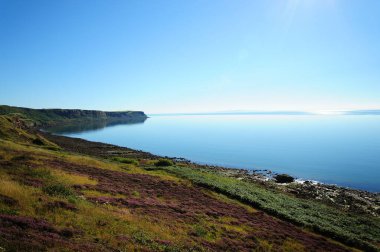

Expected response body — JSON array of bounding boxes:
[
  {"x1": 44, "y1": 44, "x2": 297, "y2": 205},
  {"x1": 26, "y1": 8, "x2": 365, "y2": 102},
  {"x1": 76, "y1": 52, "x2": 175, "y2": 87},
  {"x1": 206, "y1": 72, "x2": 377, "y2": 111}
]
[
  {"x1": 131, "y1": 191, "x2": 140, "y2": 197},
  {"x1": 32, "y1": 138, "x2": 45, "y2": 146},
  {"x1": 154, "y1": 159, "x2": 174, "y2": 167},
  {"x1": 43, "y1": 183, "x2": 74, "y2": 197},
  {"x1": 112, "y1": 157, "x2": 139, "y2": 165},
  {"x1": 193, "y1": 225, "x2": 207, "y2": 237},
  {"x1": 132, "y1": 231, "x2": 152, "y2": 245},
  {"x1": 274, "y1": 174, "x2": 294, "y2": 183}
]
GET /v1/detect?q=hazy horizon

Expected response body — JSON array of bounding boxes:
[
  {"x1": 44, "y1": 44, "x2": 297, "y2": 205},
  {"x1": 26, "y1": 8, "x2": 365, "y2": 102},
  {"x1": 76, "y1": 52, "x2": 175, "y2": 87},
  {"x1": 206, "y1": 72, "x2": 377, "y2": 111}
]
[
  {"x1": 148, "y1": 108, "x2": 380, "y2": 116},
  {"x1": 2, "y1": 104, "x2": 380, "y2": 116}
]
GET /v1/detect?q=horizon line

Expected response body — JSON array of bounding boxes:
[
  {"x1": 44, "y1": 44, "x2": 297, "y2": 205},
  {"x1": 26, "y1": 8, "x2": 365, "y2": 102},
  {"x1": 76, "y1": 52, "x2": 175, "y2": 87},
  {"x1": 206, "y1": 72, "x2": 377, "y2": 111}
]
[{"x1": 148, "y1": 109, "x2": 380, "y2": 116}]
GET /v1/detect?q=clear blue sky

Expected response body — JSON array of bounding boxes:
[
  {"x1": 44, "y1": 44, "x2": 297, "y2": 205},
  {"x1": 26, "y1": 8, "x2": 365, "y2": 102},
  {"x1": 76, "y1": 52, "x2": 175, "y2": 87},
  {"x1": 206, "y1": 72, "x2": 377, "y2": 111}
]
[{"x1": 1, "y1": 0, "x2": 379, "y2": 113}]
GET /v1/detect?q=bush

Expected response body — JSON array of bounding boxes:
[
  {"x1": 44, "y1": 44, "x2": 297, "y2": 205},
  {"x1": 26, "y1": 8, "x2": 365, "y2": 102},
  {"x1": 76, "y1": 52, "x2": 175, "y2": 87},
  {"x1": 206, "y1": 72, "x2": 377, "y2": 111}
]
[
  {"x1": 193, "y1": 225, "x2": 207, "y2": 237},
  {"x1": 43, "y1": 183, "x2": 73, "y2": 197},
  {"x1": 112, "y1": 157, "x2": 139, "y2": 165},
  {"x1": 154, "y1": 159, "x2": 174, "y2": 167},
  {"x1": 32, "y1": 138, "x2": 45, "y2": 146},
  {"x1": 274, "y1": 174, "x2": 294, "y2": 183}
]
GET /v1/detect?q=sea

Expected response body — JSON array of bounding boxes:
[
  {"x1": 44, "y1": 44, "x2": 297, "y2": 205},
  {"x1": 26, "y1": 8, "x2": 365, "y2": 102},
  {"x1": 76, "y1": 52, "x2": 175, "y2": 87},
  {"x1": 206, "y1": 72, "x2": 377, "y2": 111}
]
[{"x1": 52, "y1": 114, "x2": 380, "y2": 192}]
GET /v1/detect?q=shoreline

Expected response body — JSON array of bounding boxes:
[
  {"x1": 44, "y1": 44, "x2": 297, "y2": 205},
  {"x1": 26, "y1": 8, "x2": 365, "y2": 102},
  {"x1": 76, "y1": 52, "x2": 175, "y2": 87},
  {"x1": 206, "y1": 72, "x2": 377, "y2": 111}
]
[
  {"x1": 52, "y1": 130, "x2": 378, "y2": 193},
  {"x1": 41, "y1": 130, "x2": 380, "y2": 217}
]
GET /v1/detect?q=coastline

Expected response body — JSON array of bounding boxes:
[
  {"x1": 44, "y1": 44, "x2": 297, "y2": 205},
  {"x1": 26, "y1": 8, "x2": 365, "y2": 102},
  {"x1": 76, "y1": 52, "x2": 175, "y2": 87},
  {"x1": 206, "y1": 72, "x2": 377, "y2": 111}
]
[
  {"x1": 41, "y1": 130, "x2": 379, "y2": 217},
  {"x1": 1, "y1": 112, "x2": 378, "y2": 251}
]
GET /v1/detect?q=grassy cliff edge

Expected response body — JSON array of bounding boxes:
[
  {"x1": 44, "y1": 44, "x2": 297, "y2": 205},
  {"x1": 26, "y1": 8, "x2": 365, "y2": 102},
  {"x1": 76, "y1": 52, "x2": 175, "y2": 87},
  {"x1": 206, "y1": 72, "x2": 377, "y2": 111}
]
[{"x1": 0, "y1": 105, "x2": 147, "y2": 128}]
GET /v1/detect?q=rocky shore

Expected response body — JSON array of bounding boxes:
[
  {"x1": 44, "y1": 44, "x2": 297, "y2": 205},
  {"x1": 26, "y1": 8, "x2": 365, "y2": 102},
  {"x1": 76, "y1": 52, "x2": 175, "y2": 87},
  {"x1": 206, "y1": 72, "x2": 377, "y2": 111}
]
[{"x1": 208, "y1": 165, "x2": 380, "y2": 217}]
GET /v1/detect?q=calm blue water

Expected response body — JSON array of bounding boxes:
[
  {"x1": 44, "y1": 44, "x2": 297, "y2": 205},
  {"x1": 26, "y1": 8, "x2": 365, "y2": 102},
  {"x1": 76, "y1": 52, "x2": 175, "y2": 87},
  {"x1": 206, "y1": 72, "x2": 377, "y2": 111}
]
[{"x1": 61, "y1": 115, "x2": 380, "y2": 192}]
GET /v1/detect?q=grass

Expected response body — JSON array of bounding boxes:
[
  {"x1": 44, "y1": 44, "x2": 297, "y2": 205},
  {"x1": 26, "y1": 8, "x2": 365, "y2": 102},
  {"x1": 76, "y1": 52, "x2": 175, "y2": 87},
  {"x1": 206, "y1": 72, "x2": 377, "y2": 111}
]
[
  {"x1": 282, "y1": 239, "x2": 305, "y2": 252},
  {"x1": 146, "y1": 165, "x2": 380, "y2": 251},
  {"x1": 50, "y1": 169, "x2": 98, "y2": 186},
  {"x1": 0, "y1": 174, "x2": 40, "y2": 216},
  {"x1": 0, "y1": 137, "x2": 377, "y2": 251},
  {"x1": 0, "y1": 141, "x2": 187, "y2": 251},
  {"x1": 63, "y1": 154, "x2": 124, "y2": 172},
  {"x1": 0, "y1": 115, "x2": 61, "y2": 150}
]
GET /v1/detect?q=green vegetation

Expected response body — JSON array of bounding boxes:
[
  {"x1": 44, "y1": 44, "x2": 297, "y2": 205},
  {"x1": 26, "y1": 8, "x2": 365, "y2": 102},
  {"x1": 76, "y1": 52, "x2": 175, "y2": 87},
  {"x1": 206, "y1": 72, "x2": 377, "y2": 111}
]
[
  {"x1": 0, "y1": 139, "x2": 186, "y2": 251},
  {"x1": 112, "y1": 157, "x2": 139, "y2": 165},
  {"x1": 154, "y1": 159, "x2": 174, "y2": 167},
  {"x1": 146, "y1": 165, "x2": 380, "y2": 251},
  {"x1": 0, "y1": 114, "x2": 61, "y2": 149},
  {"x1": 0, "y1": 105, "x2": 147, "y2": 127},
  {"x1": 42, "y1": 183, "x2": 74, "y2": 197}
]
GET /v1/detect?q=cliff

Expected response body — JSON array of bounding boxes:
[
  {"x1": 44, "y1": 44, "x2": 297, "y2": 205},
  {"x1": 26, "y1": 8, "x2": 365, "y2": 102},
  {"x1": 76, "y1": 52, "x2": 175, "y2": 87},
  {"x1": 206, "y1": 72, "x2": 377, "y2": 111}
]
[{"x1": 0, "y1": 105, "x2": 147, "y2": 128}]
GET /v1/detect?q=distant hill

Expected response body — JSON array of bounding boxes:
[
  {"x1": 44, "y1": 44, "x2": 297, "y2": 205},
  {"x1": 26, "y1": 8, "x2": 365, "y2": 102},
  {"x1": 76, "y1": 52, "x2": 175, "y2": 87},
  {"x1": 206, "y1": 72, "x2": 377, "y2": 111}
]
[
  {"x1": 344, "y1": 110, "x2": 380, "y2": 115},
  {"x1": 150, "y1": 109, "x2": 380, "y2": 116},
  {"x1": 150, "y1": 111, "x2": 313, "y2": 116},
  {"x1": 0, "y1": 105, "x2": 147, "y2": 128}
]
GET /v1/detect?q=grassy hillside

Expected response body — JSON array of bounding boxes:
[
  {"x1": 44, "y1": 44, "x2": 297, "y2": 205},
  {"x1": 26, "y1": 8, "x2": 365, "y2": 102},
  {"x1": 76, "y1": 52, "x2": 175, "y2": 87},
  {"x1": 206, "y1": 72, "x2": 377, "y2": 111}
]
[
  {"x1": 0, "y1": 105, "x2": 147, "y2": 128},
  {"x1": 0, "y1": 114, "x2": 378, "y2": 251},
  {"x1": 149, "y1": 166, "x2": 380, "y2": 251},
  {"x1": 0, "y1": 115, "x2": 60, "y2": 149}
]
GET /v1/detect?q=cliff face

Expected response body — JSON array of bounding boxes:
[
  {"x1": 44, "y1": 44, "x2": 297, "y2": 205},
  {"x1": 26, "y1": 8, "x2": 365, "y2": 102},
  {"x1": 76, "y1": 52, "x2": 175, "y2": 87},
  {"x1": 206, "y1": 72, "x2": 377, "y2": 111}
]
[
  {"x1": 105, "y1": 111, "x2": 147, "y2": 118},
  {"x1": 36, "y1": 108, "x2": 147, "y2": 120},
  {"x1": 0, "y1": 105, "x2": 147, "y2": 128}
]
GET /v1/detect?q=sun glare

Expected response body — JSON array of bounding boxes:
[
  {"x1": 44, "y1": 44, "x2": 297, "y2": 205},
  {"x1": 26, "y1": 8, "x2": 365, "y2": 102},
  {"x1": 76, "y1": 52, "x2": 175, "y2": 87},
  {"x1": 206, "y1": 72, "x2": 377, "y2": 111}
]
[{"x1": 311, "y1": 110, "x2": 345, "y2": 115}]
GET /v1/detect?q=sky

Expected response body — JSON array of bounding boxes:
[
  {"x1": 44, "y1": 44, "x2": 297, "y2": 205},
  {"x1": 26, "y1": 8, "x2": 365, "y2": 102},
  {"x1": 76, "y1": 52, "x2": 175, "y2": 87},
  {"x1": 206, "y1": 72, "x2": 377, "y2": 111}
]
[{"x1": 1, "y1": 0, "x2": 380, "y2": 113}]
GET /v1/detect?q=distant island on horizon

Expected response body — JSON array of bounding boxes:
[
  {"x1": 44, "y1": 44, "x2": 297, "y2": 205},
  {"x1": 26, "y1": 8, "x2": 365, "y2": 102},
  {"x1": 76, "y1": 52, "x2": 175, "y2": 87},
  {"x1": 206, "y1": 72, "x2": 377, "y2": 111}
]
[{"x1": 149, "y1": 109, "x2": 380, "y2": 116}]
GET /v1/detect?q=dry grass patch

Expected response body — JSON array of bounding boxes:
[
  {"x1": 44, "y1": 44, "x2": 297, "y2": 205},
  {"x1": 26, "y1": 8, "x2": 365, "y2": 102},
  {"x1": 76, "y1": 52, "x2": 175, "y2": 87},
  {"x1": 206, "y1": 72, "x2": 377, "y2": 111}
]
[
  {"x1": 50, "y1": 169, "x2": 97, "y2": 186},
  {"x1": 0, "y1": 174, "x2": 42, "y2": 216},
  {"x1": 62, "y1": 155, "x2": 124, "y2": 172},
  {"x1": 281, "y1": 238, "x2": 306, "y2": 252}
]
